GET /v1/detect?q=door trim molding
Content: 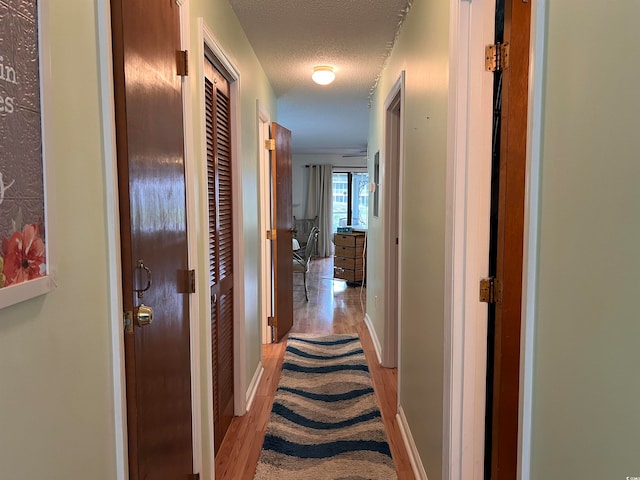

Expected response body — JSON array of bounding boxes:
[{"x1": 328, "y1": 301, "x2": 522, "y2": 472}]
[
  {"x1": 257, "y1": 100, "x2": 272, "y2": 345},
  {"x1": 179, "y1": 1, "x2": 203, "y2": 476},
  {"x1": 96, "y1": 1, "x2": 127, "y2": 478},
  {"x1": 382, "y1": 71, "x2": 405, "y2": 371},
  {"x1": 518, "y1": 1, "x2": 547, "y2": 478},
  {"x1": 198, "y1": 17, "x2": 247, "y2": 454},
  {"x1": 444, "y1": 0, "x2": 494, "y2": 478}
]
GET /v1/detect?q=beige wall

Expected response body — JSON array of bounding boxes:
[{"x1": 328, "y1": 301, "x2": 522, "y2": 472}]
[
  {"x1": 367, "y1": 0, "x2": 450, "y2": 477},
  {"x1": 0, "y1": 1, "x2": 117, "y2": 478},
  {"x1": 530, "y1": 2, "x2": 640, "y2": 478}
]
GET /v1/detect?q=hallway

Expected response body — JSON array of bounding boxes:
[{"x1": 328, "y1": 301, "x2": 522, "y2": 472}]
[{"x1": 214, "y1": 257, "x2": 414, "y2": 479}]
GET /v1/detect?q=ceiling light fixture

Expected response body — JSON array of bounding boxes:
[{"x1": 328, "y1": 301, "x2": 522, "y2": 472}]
[{"x1": 312, "y1": 65, "x2": 335, "y2": 85}]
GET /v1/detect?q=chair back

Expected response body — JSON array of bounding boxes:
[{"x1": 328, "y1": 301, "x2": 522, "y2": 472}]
[
  {"x1": 303, "y1": 227, "x2": 320, "y2": 265},
  {"x1": 293, "y1": 216, "x2": 318, "y2": 244}
]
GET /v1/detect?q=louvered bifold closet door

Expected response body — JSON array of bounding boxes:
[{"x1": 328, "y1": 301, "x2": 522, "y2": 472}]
[{"x1": 204, "y1": 57, "x2": 234, "y2": 454}]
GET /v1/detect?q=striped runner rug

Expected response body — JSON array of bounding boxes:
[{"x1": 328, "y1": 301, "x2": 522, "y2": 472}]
[{"x1": 253, "y1": 333, "x2": 397, "y2": 480}]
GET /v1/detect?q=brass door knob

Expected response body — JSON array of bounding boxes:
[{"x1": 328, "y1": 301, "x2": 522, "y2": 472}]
[{"x1": 134, "y1": 304, "x2": 153, "y2": 327}]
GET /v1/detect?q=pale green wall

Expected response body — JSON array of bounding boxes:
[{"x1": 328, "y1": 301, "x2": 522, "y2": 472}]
[
  {"x1": 188, "y1": 0, "x2": 276, "y2": 386},
  {"x1": 367, "y1": 0, "x2": 450, "y2": 477},
  {"x1": 187, "y1": 1, "x2": 276, "y2": 477},
  {"x1": 0, "y1": 1, "x2": 116, "y2": 478},
  {"x1": 530, "y1": 3, "x2": 640, "y2": 478}
]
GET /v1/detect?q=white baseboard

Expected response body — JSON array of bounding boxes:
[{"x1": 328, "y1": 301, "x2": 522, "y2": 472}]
[
  {"x1": 364, "y1": 313, "x2": 383, "y2": 365},
  {"x1": 245, "y1": 361, "x2": 264, "y2": 413},
  {"x1": 398, "y1": 406, "x2": 429, "y2": 480}
]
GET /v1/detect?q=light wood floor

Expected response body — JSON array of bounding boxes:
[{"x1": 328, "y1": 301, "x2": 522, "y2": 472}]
[{"x1": 214, "y1": 257, "x2": 414, "y2": 479}]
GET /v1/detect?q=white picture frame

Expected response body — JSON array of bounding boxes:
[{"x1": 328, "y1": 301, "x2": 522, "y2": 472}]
[{"x1": 0, "y1": 0, "x2": 56, "y2": 309}]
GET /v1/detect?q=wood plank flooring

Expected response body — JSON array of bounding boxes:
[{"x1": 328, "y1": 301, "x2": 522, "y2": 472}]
[{"x1": 214, "y1": 257, "x2": 414, "y2": 479}]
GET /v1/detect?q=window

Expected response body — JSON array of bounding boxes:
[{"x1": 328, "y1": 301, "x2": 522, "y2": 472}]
[{"x1": 331, "y1": 170, "x2": 369, "y2": 231}]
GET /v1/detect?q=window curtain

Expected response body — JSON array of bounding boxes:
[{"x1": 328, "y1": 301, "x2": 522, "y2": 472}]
[{"x1": 305, "y1": 165, "x2": 333, "y2": 257}]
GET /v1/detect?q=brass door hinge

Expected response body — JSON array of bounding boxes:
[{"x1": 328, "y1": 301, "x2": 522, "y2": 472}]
[
  {"x1": 265, "y1": 138, "x2": 275, "y2": 151},
  {"x1": 124, "y1": 311, "x2": 134, "y2": 334},
  {"x1": 188, "y1": 269, "x2": 196, "y2": 294},
  {"x1": 177, "y1": 50, "x2": 189, "y2": 76},
  {"x1": 485, "y1": 43, "x2": 509, "y2": 72},
  {"x1": 479, "y1": 277, "x2": 503, "y2": 304},
  {"x1": 267, "y1": 316, "x2": 276, "y2": 327},
  {"x1": 178, "y1": 269, "x2": 196, "y2": 294},
  {"x1": 266, "y1": 229, "x2": 276, "y2": 240}
]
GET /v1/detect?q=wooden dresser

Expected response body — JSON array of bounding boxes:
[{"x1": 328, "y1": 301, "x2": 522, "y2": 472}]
[{"x1": 333, "y1": 231, "x2": 366, "y2": 284}]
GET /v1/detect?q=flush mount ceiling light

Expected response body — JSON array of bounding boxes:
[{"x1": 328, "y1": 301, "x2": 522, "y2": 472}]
[{"x1": 312, "y1": 65, "x2": 335, "y2": 85}]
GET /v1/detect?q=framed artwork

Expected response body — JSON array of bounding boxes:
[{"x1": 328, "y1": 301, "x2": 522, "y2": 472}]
[
  {"x1": 0, "y1": 0, "x2": 55, "y2": 309},
  {"x1": 372, "y1": 151, "x2": 380, "y2": 217}
]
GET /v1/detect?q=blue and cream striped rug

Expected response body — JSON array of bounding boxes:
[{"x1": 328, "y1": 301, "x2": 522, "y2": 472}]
[{"x1": 253, "y1": 333, "x2": 397, "y2": 480}]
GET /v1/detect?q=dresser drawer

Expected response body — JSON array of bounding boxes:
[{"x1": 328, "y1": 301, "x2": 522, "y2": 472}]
[
  {"x1": 333, "y1": 233, "x2": 365, "y2": 248},
  {"x1": 334, "y1": 245, "x2": 359, "y2": 258},
  {"x1": 334, "y1": 256, "x2": 364, "y2": 271},
  {"x1": 334, "y1": 267, "x2": 364, "y2": 283}
]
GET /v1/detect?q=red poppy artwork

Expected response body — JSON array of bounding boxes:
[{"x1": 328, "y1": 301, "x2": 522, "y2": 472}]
[
  {"x1": 0, "y1": 0, "x2": 48, "y2": 295},
  {"x1": 2, "y1": 224, "x2": 46, "y2": 287}
]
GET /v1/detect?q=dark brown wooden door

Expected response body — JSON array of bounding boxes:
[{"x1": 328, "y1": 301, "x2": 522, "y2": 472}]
[
  {"x1": 271, "y1": 122, "x2": 294, "y2": 342},
  {"x1": 110, "y1": 1, "x2": 194, "y2": 479},
  {"x1": 204, "y1": 56, "x2": 234, "y2": 454},
  {"x1": 486, "y1": 0, "x2": 531, "y2": 478}
]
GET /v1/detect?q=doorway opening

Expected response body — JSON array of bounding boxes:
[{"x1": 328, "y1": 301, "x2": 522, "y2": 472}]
[
  {"x1": 204, "y1": 48, "x2": 236, "y2": 455},
  {"x1": 258, "y1": 106, "x2": 273, "y2": 345},
  {"x1": 484, "y1": 0, "x2": 531, "y2": 477},
  {"x1": 382, "y1": 72, "x2": 404, "y2": 369}
]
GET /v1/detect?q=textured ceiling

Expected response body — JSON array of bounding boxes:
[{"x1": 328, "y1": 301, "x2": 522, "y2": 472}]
[{"x1": 227, "y1": 0, "x2": 412, "y2": 155}]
